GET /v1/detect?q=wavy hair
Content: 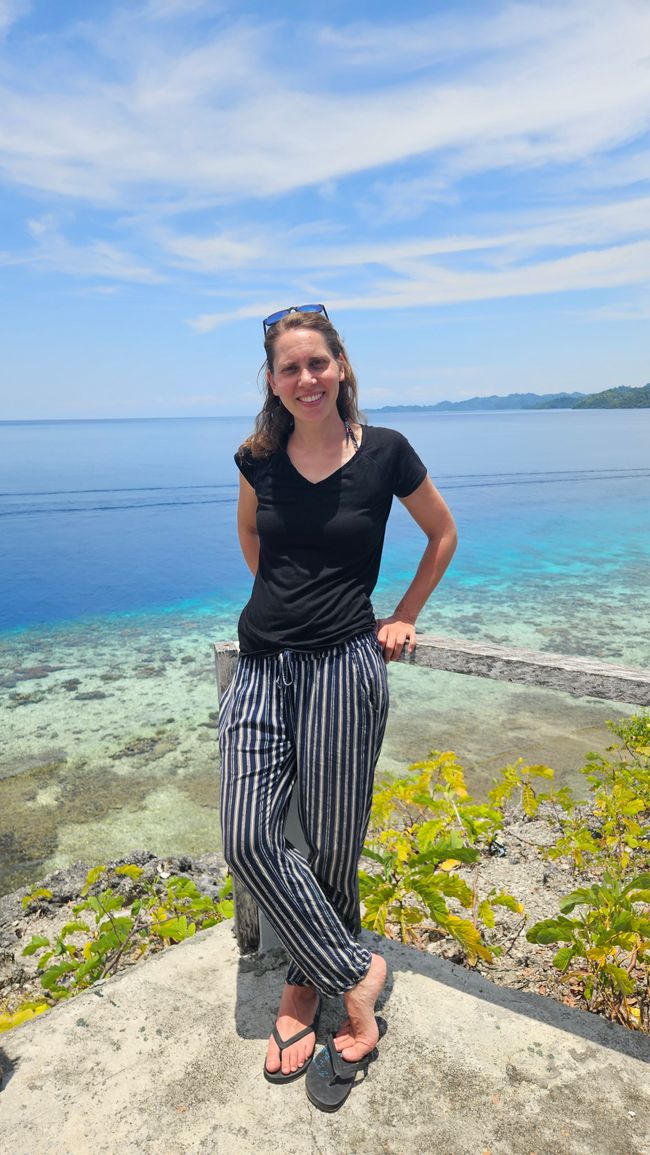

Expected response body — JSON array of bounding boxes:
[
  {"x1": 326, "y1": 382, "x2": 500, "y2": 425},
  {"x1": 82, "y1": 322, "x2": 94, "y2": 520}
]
[{"x1": 239, "y1": 311, "x2": 364, "y2": 459}]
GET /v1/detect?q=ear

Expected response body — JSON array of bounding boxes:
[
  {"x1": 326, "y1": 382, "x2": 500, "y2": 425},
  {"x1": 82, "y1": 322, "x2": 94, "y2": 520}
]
[
  {"x1": 267, "y1": 367, "x2": 277, "y2": 394},
  {"x1": 338, "y1": 358, "x2": 345, "y2": 382}
]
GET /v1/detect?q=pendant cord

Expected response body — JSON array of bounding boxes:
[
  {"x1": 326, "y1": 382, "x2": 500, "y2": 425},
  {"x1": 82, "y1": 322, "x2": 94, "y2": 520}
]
[{"x1": 344, "y1": 419, "x2": 360, "y2": 452}]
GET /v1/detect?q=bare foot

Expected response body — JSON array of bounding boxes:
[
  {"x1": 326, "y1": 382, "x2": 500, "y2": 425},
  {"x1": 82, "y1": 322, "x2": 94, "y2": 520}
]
[
  {"x1": 265, "y1": 983, "x2": 319, "y2": 1076},
  {"x1": 334, "y1": 953, "x2": 386, "y2": 1063}
]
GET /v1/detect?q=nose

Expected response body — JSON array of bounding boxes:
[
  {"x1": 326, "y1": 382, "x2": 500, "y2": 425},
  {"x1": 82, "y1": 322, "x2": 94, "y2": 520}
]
[{"x1": 299, "y1": 365, "x2": 316, "y2": 385}]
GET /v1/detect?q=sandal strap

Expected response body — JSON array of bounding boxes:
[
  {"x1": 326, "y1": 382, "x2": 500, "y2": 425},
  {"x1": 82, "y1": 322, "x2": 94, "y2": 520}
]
[
  {"x1": 326, "y1": 1035, "x2": 376, "y2": 1081},
  {"x1": 272, "y1": 1008, "x2": 320, "y2": 1053}
]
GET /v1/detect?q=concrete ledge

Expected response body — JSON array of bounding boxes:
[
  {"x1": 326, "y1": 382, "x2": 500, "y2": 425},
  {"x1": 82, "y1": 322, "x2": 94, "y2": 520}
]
[
  {"x1": 1, "y1": 922, "x2": 648, "y2": 1154},
  {"x1": 213, "y1": 635, "x2": 650, "y2": 706}
]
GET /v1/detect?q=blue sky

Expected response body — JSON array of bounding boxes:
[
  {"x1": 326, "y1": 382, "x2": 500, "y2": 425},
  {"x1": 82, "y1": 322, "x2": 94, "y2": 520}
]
[{"x1": 1, "y1": 0, "x2": 649, "y2": 418}]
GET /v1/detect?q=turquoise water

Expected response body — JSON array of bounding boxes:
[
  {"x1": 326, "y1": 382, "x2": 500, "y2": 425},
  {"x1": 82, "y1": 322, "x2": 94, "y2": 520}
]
[{"x1": 1, "y1": 411, "x2": 649, "y2": 893}]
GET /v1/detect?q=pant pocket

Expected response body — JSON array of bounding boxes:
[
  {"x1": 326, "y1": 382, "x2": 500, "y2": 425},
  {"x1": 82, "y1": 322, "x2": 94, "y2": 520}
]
[{"x1": 350, "y1": 637, "x2": 386, "y2": 711}]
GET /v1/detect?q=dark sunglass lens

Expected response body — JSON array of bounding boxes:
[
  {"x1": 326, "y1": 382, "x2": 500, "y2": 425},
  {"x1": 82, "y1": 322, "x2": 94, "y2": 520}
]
[
  {"x1": 263, "y1": 309, "x2": 288, "y2": 329},
  {"x1": 263, "y1": 303, "x2": 328, "y2": 332}
]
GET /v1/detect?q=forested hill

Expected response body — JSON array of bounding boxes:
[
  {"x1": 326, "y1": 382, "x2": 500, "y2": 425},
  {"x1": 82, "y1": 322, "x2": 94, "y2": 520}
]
[
  {"x1": 571, "y1": 383, "x2": 650, "y2": 409},
  {"x1": 369, "y1": 383, "x2": 650, "y2": 413}
]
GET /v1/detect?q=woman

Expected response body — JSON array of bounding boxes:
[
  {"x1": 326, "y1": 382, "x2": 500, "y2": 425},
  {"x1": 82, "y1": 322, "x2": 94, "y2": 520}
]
[{"x1": 218, "y1": 305, "x2": 457, "y2": 1110}]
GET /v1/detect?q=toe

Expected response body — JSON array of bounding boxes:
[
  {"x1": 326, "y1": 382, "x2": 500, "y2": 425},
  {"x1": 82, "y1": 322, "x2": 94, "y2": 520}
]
[
  {"x1": 265, "y1": 1039, "x2": 281, "y2": 1074},
  {"x1": 341, "y1": 1041, "x2": 372, "y2": 1063}
]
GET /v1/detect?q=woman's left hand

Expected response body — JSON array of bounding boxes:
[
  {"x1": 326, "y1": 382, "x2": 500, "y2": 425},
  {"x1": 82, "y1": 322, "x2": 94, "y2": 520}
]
[{"x1": 376, "y1": 617, "x2": 417, "y2": 662}]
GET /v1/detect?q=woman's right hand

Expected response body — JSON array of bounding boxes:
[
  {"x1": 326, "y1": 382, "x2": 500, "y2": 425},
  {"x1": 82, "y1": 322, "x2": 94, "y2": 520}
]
[{"x1": 376, "y1": 616, "x2": 416, "y2": 662}]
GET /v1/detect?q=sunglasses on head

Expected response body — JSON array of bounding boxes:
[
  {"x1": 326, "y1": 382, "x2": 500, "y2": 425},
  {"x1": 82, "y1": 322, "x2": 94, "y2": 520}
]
[{"x1": 262, "y1": 303, "x2": 329, "y2": 334}]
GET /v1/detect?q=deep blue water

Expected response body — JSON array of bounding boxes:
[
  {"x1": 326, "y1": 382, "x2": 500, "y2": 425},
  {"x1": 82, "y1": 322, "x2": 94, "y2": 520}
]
[{"x1": 1, "y1": 411, "x2": 649, "y2": 665}]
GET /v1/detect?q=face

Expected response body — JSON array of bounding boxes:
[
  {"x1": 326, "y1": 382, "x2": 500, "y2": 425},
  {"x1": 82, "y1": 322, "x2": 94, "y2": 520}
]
[{"x1": 267, "y1": 329, "x2": 345, "y2": 429}]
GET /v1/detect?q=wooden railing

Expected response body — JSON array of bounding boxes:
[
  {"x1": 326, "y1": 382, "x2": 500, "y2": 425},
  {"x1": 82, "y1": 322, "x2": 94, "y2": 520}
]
[{"x1": 213, "y1": 635, "x2": 650, "y2": 953}]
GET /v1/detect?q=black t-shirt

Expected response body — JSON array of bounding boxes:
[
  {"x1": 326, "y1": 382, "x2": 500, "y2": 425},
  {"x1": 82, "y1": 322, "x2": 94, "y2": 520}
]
[{"x1": 235, "y1": 425, "x2": 427, "y2": 655}]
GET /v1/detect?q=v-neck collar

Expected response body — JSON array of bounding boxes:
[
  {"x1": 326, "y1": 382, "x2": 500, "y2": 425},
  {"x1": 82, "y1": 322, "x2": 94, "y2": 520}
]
[{"x1": 282, "y1": 425, "x2": 366, "y2": 487}]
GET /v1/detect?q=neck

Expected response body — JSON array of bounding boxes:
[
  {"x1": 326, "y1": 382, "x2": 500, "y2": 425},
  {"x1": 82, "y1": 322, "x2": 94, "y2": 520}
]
[{"x1": 290, "y1": 411, "x2": 347, "y2": 450}]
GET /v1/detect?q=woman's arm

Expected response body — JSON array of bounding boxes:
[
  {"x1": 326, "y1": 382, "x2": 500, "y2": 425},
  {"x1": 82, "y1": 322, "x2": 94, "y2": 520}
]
[
  {"x1": 237, "y1": 474, "x2": 260, "y2": 576},
  {"x1": 377, "y1": 476, "x2": 457, "y2": 661}
]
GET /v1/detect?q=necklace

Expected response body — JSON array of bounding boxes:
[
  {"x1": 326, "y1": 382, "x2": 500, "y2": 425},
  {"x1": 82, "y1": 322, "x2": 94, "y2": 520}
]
[{"x1": 344, "y1": 419, "x2": 360, "y2": 452}]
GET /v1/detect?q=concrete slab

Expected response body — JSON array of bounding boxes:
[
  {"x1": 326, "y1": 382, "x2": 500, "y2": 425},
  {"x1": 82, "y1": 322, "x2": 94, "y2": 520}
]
[{"x1": 0, "y1": 923, "x2": 648, "y2": 1155}]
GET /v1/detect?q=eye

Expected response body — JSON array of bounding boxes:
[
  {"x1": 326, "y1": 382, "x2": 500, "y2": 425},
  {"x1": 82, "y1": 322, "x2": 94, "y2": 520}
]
[{"x1": 310, "y1": 358, "x2": 328, "y2": 371}]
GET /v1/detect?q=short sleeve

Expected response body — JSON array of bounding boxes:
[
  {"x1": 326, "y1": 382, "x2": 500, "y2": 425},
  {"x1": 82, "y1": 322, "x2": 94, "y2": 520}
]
[
  {"x1": 391, "y1": 431, "x2": 428, "y2": 497},
  {"x1": 234, "y1": 448, "x2": 257, "y2": 488}
]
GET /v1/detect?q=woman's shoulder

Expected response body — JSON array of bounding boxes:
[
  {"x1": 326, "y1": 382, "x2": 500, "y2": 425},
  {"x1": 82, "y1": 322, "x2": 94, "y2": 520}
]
[
  {"x1": 362, "y1": 425, "x2": 413, "y2": 452},
  {"x1": 235, "y1": 442, "x2": 281, "y2": 487}
]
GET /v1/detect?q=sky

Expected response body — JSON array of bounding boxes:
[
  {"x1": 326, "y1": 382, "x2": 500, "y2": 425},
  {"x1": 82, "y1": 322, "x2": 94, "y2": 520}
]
[{"x1": 0, "y1": 0, "x2": 649, "y2": 418}]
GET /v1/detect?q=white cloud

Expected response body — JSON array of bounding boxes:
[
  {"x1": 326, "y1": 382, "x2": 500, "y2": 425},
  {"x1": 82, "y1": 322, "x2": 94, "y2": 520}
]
[
  {"x1": 0, "y1": 2, "x2": 649, "y2": 207},
  {"x1": 317, "y1": 3, "x2": 577, "y2": 70},
  {"x1": 163, "y1": 230, "x2": 266, "y2": 270},
  {"x1": 162, "y1": 192, "x2": 650, "y2": 281},
  {"x1": 24, "y1": 218, "x2": 163, "y2": 283},
  {"x1": 190, "y1": 237, "x2": 650, "y2": 330}
]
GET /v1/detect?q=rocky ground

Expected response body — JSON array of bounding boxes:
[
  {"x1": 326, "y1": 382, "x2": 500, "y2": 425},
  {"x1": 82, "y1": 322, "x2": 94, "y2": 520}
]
[{"x1": 0, "y1": 817, "x2": 625, "y2": 1030}]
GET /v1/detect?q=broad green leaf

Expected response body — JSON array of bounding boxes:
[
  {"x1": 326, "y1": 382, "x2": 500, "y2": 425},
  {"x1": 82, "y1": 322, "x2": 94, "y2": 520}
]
[
  {"x1": 489, "y1": 892, "x2": 524, "y2": 915},
  {"x1": 408, "y1": 877, "x2": 451, "y2": 925},
  {"x1": 432, "y1": 873, "x2": 474, "y2": 908},
  {"x1": 59, "y1": 921, "x2": 91, "y2": 939},
  {"x1": 156, "y1": 915, "x2": 189, "y2": 942},
  {"x1": 81, "y1": 865, "x2": 107, "y2": 895},
  {"x1": 95, "y1": 893, "x2": 125, "y2": 914},
  {"x1": 478, "y1": 899, "x2": 495, "y2": 928},
  {"x1": 21, "y1": 934, "x2": 51, "y2": 956},
  {"x1": 527, "y1": 916, "x2": 577, "y2": 945},
  {"x1": 446, "y1": 915, "x2": 493, "y2": 963},
  {"x1": 416, "y1": 833, "x2": 478, "y2": 864},
  {"x1": 553, "y1": 946, "x2": 576, "y2": 971},
  {"x1": 623, "y1": 873, "x2": 650, "y2": 896},
  {"x1": 559, "y1": 887, "x2": 599, "y2": 914},
  {"x1": 522, "y1": 783, "x2": 538, "y2": 818},
  {"x1": 602, "y1": 964, "x2": 635, "y2": 996},
  {"x1": 40, "y1": 961, "x2": 77, "y2": 990},
  {"x1": 362, "y1": 881, "x2": 398, "y2": 935},
  {"x1": 21, "y1": 888, "x2": 53, "y2": 909},
  {"x1": 114, "y1": 864, "x2": 144, "y2": 879},
  {"x1": 74, "y1": 957, "x2": 103, "y2": 983}
]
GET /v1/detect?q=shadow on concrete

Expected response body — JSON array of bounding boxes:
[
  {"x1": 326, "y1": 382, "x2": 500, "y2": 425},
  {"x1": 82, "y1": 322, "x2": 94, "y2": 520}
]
[
  {"x1": 0, "y1": 1046, "x2": 18, "y2": 1092},
  {"x1": 232, "y1": 930, "x2": 650, "y2": 1064}
]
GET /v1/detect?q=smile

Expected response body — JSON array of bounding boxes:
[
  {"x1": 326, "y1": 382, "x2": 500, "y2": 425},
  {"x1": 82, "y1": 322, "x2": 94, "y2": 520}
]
[{"x1": 296, "y1": 392, "x2": 324, "y2": 405}]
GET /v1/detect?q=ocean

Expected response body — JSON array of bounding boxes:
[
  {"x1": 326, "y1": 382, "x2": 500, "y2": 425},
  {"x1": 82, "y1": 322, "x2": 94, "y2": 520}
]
[{"x1": 1, "y1": 410, "x2": 649, "y2": 894}]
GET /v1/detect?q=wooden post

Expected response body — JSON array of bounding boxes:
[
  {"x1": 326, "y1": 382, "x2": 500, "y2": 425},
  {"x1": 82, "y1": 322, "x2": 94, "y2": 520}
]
[{"x1": 213, "y1": 636, "x2": 650, "y2": 954}]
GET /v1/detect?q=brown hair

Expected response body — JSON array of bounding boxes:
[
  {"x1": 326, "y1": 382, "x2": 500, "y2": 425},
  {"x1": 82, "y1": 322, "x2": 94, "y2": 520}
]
[{"x1": 239, "y1": 311, "x2": 363, "y2": 459}]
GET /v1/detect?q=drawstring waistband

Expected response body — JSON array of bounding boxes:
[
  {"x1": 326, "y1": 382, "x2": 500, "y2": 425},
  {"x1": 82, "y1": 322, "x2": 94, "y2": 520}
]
[{"x1": 276, "y1": 649, "x2": 295, "y2": 687}]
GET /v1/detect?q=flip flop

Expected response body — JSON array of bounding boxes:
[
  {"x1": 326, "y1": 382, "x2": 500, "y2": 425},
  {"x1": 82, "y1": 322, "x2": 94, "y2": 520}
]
[
  {"x1": 305, "y1": 1017, "x2": 387, "y2": 1113},
  {"x1": 263, "y1": 1000, "x2": 321, "y2": 1085}
]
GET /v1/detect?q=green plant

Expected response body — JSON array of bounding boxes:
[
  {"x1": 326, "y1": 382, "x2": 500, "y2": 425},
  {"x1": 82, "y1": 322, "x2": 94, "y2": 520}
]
[
  {"x1": 527, "y1": 872, "x2": 650, "y2": 1030},
  {"x1": 360, "y1": 752, "x2": 523, "y2": 963},
  {"x1": 0, "y1": 864, "x2": 233, "y2": 1033},
  {"x1": 488, "y1": 758, "x2": 575, "y2": 820},
  {"x1": 544, "y1": 714, "x2": 650, "y2": 874}
]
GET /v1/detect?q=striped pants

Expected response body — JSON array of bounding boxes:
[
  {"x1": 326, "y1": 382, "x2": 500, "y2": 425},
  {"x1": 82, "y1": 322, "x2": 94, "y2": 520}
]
[{"x1": 218, "y1": 630, "x2": 389, "y2": 998}]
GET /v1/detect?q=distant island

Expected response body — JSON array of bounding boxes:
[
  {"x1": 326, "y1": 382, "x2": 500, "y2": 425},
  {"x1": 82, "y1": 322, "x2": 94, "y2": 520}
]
[{"x1": 367, "y1": 383, "x2": 650, "y2": 413}]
